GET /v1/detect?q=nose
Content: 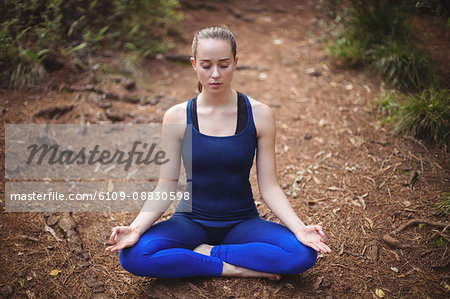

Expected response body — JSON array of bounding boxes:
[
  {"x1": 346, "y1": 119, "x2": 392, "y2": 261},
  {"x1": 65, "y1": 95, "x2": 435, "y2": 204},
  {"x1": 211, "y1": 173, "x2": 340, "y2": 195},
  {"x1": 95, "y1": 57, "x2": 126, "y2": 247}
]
[{"x1": 211, "y1": 66, "x2": 221, "y2": 78}]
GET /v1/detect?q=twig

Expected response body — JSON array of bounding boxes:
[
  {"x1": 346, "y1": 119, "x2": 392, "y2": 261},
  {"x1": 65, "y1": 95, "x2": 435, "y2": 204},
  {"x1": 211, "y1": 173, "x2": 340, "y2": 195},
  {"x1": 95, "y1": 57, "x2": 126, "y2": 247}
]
[
  {"x1": 17, "y1": 234, "x2": 39, "y2": 242},
  {"x1": 382, "y1": 219, "x2": 449, "y2": 248},
  {"x1": 329, "y1": 263, "x2": 350, "y2": 270},
  {"x1": 45, "y1": 224, "x2": 62, "y2": 242},
  {"x1": 392, "y1": 219, "x2": 448, "y2": 235}
]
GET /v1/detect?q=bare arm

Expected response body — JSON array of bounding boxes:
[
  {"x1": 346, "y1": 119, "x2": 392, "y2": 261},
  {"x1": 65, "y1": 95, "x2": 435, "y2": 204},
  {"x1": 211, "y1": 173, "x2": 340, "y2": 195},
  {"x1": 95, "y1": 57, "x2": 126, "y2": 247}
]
[
  {"x1": 106, "y1": 104, "x2": 186, "y2": 252},
  {"x1": 254, "y1": 101, "x2": 331, "y2": 253}
]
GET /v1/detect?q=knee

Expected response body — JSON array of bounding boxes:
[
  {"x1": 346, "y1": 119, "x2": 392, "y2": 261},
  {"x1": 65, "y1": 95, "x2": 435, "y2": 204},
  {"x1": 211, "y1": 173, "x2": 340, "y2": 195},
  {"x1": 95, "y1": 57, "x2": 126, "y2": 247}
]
[
  {"x1": 119, "y1": 243, "x2": 162, "y2": 277},
  {"x1": 281, "y1": 245, "x2": 317, "y2": 274},
  {"x1": 119, "y1": 246, "x2": 148, "y2": 276}
]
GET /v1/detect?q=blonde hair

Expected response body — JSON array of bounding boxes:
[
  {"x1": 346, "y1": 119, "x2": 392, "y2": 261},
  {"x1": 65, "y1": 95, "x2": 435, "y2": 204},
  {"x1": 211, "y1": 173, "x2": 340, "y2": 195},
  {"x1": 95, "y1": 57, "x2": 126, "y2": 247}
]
[{"x1": 192, "y1": 26, "x2": 237, "y2": 92}]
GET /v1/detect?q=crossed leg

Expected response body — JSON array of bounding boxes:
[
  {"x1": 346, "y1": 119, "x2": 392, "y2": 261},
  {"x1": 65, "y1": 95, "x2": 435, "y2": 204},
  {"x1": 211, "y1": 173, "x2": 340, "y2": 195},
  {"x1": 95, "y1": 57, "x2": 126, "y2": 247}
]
[
  {"x1": 195, "y1": 217, "x2": 318, "y2": 275},
  {"x1": 119, "y1": 215, "x2": 316, "y2": 279}
]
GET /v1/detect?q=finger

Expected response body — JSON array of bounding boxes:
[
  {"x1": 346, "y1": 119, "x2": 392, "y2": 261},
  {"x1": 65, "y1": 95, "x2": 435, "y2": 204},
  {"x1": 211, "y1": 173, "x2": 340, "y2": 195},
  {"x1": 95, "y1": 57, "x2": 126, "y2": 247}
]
[
  {"x1": 113, "y1": 227, "x2": 121, "y2": 243},
  {"x1": 316, "y1": 225, "x2": 325, "y2": 236},
  {"x1": 318, "y1": 243, "x2": 332, "y2": 253},
  {"x1": 323, "y1": 243, "x2": 332, "y2": 253},
  {"x1": 108, "y1": 228, "x2": 117, "y2": 243},
  {"x1": 107, "y1": 244, "x2": 121, "y2": 253}
]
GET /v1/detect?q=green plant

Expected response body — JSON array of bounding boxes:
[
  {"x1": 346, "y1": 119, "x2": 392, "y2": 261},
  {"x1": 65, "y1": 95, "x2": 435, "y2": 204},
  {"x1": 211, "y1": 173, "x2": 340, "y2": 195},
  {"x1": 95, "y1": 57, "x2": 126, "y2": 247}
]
[
  {"x1": 435, "y1": 192, "x2": 450, "y2": 216},
  {"x1": 0, "y1": 0, "x2": 183, "y2": 89},
  {"x1": 376, "y1": 90, "x2": 402, "y2": 118},
  {"x1": 367, "y1": 40, "x2": 435, "y2": 91},
  {"x1": 376, "y1": 88, "x2": 449, "y2": 146},
  {"x1": 322, "y1": 0, "x2": 437, "y2": 92},
  {"x1": 394, "y1": 89, "x2": 449, "y2": 143}
]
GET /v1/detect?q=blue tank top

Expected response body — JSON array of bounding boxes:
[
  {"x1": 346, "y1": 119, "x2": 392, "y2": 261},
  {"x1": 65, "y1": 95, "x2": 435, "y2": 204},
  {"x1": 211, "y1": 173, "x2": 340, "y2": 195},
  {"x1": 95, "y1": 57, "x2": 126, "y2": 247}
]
[{"x1": 174, "y1": 92, "x2": 260, "y2": 222}]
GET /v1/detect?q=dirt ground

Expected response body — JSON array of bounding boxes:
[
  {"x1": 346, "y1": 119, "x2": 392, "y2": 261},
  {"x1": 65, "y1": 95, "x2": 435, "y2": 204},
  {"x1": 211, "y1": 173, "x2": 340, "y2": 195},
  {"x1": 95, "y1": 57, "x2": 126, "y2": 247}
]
[{"x1": 1, "y1": 0, "x2": 449, "y2": 298}]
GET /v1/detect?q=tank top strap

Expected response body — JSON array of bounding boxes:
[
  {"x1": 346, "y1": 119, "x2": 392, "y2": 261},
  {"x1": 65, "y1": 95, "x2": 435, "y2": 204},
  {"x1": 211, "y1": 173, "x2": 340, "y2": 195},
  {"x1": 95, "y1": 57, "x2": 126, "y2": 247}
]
[
  {"x1": 241, "y1": 92, "x2": 256, "y2": 134},
  {"x1": 186, "y1": 98, "x2": 193, "y2": 124}
]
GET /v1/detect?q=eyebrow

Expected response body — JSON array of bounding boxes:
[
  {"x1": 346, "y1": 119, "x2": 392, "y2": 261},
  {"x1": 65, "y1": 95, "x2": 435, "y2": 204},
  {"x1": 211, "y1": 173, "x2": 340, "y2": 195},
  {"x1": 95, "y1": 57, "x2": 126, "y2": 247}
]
[{"x1": 199, "y1": 58, "x2": 231, "y2": 62}]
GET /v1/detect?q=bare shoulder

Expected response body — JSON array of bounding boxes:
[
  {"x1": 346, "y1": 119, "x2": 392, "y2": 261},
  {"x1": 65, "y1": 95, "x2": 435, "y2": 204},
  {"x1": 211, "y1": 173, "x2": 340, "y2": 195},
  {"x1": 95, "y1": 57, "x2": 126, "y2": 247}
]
[
  {"x1": 246, "y1": 95, "x2": 275, "y2": 137},
  {"x1": 247, "y1": 96, "x2": 275, "y2": 122},
  {"x1": 163, "y1": 101, "x2": 187, "y2": 125}
]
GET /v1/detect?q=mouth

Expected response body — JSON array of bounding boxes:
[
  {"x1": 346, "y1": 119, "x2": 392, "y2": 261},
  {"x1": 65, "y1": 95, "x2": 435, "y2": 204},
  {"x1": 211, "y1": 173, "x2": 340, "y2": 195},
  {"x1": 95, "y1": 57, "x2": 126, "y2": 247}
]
[{"x1": 209, "y1": 82, "x2": 222, "y2": 88}]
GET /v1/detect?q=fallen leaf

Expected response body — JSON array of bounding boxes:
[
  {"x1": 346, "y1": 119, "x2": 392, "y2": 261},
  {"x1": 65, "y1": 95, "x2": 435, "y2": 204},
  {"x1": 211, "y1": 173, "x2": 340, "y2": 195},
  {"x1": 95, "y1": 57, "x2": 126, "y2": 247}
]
[
  {"x1": 390, "y1": 267, "x2": 399, "y2": 273},
  {"x1": 375, "y1": 288, "x2": 385, "y2": 298},
  {"x1": 363, "y1": 217, "x2": 374, "y2": 229},
  {"x1": 49, "y1": 269, "x2": 61, "y2": 276},
  {"x1": 327, "y1": 186, "x2": 341, "y2": 191},
  {"x1": 312, "y1": 176, "x2": 321, "y2": 185},
  {"x1": 272, "y1": 39, "x2": 283, "y2": 45}
]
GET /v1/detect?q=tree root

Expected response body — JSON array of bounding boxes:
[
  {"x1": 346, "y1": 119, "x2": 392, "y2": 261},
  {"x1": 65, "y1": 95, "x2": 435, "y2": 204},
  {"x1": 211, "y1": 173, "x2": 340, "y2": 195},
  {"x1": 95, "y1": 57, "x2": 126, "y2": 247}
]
[{"x1": 382, "y1": 219, "x2": 449, "y2": 248}]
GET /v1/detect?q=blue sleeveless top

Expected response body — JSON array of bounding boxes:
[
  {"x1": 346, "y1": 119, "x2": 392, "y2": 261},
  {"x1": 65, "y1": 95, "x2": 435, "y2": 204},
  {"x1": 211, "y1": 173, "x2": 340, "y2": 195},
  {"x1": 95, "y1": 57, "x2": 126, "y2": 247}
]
[{"x1": 174, "y1": 92, "x2": 260, "y2": 222}]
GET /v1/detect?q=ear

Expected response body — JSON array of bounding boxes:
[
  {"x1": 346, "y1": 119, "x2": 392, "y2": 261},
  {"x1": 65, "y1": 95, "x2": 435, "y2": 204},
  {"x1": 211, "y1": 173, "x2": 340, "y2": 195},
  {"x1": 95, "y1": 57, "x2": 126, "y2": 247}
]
[
  {"x1": 233, "y1": 56, "x2": 239, "y2": 69},
  {"x1": 190, "y1": 57, "x2": 197, "y2": 71}
]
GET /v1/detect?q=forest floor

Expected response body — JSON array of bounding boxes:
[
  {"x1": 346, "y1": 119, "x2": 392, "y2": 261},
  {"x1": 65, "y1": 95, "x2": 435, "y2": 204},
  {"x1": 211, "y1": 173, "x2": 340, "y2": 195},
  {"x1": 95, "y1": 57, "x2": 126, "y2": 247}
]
[{"x1": 1, "y1": 0, "x2": 449, "y2": 298}]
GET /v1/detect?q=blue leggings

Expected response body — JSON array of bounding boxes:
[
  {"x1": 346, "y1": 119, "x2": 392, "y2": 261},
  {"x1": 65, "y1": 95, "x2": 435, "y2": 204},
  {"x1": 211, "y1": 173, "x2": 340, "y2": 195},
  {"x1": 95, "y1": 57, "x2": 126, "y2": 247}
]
[{"x1": 119, "y1": 214, "x2": 317, "y2": 278}]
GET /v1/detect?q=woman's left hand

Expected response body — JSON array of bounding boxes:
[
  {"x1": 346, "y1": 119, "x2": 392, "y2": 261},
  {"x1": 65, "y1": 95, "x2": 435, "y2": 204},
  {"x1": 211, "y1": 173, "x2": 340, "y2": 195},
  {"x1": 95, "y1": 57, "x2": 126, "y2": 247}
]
[{"x1": 295, "y1": 225, "x2": 332, "y2": 254}]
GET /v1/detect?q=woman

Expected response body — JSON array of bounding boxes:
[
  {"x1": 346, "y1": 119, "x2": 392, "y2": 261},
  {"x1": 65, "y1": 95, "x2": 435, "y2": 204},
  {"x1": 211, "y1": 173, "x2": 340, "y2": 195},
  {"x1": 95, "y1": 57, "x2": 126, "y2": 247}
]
[{"x1": 106, "y1": 26, "x2": 331, "y2": 280}]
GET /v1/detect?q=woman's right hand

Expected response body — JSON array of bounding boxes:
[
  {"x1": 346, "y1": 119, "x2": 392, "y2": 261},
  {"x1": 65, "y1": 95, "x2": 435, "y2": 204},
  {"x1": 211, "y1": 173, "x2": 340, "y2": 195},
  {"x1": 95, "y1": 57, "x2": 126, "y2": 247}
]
[{"x1": 105, "y1": 226, "x2": 140, "y2": 253}]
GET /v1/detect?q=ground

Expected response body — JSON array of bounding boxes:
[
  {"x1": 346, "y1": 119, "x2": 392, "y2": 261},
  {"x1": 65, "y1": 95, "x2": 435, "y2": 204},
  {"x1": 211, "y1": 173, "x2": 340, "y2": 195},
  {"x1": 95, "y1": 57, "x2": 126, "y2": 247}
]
[{"x1": 1, "y1": 0, "x2": 449, "y2": 298}]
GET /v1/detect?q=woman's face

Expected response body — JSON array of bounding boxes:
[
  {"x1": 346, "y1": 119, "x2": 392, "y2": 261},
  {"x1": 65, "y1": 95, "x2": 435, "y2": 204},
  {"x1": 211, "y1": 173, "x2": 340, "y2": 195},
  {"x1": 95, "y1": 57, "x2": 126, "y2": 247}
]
[{"x1": 191, "y1": 39, "x2": 238, "y2": 94}]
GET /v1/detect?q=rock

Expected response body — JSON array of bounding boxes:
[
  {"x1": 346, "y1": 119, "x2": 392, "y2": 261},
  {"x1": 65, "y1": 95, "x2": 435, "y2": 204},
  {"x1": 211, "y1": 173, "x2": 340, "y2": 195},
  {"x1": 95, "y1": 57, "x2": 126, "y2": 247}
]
[
  {"x1": 164, "y1": 54, "x2": 191, "y2": 63},
  {"x1": 34, "y1": 105, "x2": 73, "y2": 120},
  {"x1": 97, "y1": 99, "x2": 112, "y2": 109},
  {"x1": 306, "y1": 67, "x2": 322, "y2": 77},
  {"x1": 123, "y1": 79, "x2": 136, "y2": 91},
  {"x1": 148, "y1": 98, "x2": 159, "y2": 106},
  {"x1": 46, "y1": 214, "x2": 59, "y2": 226},
  {"x1": 110, "y1": 75, "x2": 125, "y2": 83},
  {"x1": 128, "y1": 113, "x2": 162, "y2": 124},
  {"x1": 258, "y1": 73, "x2": 268, "y2": 80},
  {"x1": 236, "y1": 64, "x2": 268, "y2": 71},
  {"x1": 304, "y1": 133, "x2": 312, "y2": 140},
  {"x1": 228, "y1": 6, "x2": 254, "y2": 22},
  {"x1": 122, "y1": 94, "x2": 140, "y2": 104},
  {"x1": 84, "y1": 84, "x2": 97, "y2": 92},
  {"x1": 105, "y1": 108, "x2": 126, "y2": 122},
  {"x1": 59, "y1": 213, "x2": 76, "y2": 232},
  {"x1": 104, "y1": 93, "x2": 119, "y2": 101}
]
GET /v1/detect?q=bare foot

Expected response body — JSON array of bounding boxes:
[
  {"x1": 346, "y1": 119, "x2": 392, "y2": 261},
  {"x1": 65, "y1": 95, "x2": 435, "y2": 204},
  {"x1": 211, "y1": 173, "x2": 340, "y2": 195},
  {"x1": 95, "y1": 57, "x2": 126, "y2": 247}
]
[
  {"x1": 193, "y1": 244, "x2": 281, "y2": 281},
  {"x1": 222, "y1": 262, "x2": 281, "y2": 281},
  {"x1": 193, "y1": 243, "x2": 213, "y2": 256}
]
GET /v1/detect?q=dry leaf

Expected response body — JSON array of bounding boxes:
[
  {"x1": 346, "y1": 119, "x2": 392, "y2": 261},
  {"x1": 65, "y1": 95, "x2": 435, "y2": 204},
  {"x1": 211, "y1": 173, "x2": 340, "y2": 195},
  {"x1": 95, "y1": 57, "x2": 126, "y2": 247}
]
[
  {"x1": 312, "y1": 176, "x2": 321, "y2": 185},
  {"x1": 363, "y1": 217, "x2": 374, "y2": 228},
  {"x1": 327, "y1": 186, "x2": 341, "y2": 191},
  {"x1": 49, "y1": 269, "x2": 61, "y2": 276},
  {"x1": 375, "y1": 288, "x2": 385, "y2": 298}
]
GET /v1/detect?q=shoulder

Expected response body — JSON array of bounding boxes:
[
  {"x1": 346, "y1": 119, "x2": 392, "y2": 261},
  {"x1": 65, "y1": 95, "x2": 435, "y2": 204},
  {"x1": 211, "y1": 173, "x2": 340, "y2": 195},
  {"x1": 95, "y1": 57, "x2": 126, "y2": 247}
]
[
  {"x1": 246, "y1": 95, "x2": 275, "y2": 121},
  {"x1": 163, "y1": 101, "x2": 188, "y2": 125},
  {"x1": 162, "y1": 100, "x2": 189, "y2": 141},
  {"x1": 244, "y1": 94, "x2": 275, "y2": 138}
]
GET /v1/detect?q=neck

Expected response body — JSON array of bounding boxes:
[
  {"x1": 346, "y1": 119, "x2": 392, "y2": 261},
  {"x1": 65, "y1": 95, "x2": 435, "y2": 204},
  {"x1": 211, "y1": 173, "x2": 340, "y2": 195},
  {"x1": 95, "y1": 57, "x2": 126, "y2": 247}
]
[{"x1": 198, "y1": 88, "x2": 236, "y2": 107}]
